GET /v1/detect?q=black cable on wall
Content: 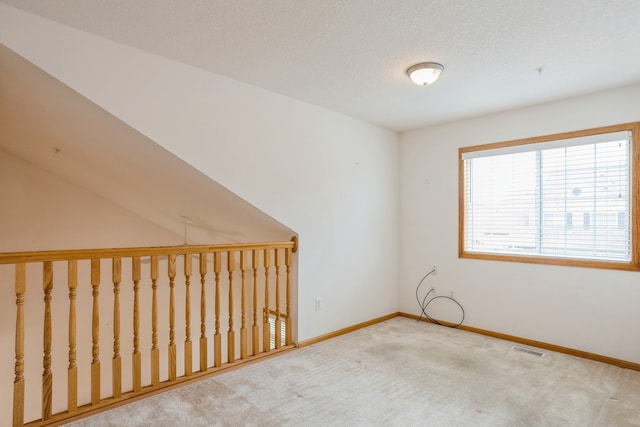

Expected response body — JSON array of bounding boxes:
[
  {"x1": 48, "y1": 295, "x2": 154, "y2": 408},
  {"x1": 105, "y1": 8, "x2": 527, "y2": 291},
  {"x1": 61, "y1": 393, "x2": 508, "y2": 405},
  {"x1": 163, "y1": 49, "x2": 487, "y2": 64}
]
[{"x1": 415, "y1": 269, "x2": 465, "y2": 328}]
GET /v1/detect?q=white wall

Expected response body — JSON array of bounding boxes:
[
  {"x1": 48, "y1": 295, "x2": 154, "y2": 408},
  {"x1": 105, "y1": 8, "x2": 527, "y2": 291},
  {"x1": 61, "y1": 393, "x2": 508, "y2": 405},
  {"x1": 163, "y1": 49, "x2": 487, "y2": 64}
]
[
  {"x1": 400, "y1": 84, "x2": 640, "y2": 363},
  {"x1": 0, "y1": 4, "x2": 400, "y2": 341}
]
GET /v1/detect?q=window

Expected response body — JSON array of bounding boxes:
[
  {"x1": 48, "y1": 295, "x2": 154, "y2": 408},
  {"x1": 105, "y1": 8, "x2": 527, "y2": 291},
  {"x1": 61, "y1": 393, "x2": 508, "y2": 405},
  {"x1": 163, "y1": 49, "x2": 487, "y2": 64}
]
[
  {"x1": 268, "y1": 311, "x2": 287, "y2": 349},
  {"x1": 459, "y1": 122, "x2": 640, "y2": 270}
]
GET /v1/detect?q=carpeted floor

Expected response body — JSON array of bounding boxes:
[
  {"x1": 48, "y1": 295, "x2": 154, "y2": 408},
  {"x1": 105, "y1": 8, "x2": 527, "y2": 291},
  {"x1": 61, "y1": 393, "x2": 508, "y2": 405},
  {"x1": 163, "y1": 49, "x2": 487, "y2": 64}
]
[{"x1": 67, "y1": 317, "x2": 640, "y2": 426}]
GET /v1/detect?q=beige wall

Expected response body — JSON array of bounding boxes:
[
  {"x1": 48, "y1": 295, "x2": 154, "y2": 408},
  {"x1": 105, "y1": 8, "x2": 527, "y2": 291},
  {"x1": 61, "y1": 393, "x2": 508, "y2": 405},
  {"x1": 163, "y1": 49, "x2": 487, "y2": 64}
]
[{"x1": 0, "y1": 149, "x2": 182, "y2": 252}]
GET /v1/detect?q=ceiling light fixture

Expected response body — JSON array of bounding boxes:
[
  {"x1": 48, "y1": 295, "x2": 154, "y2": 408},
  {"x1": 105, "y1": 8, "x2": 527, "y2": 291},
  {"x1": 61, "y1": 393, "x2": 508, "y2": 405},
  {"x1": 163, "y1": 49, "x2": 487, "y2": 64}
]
[{"x1": 407, "y1": 62, "x2": 444, "y2": 86}]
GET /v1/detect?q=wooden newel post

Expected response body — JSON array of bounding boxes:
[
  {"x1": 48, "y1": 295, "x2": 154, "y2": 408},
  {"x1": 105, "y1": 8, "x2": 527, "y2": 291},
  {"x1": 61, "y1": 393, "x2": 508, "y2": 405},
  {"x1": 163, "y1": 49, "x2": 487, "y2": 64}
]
[
  {"x1": 68, "y1": 260, "x2": 79, "y2": 412},
  {"x1": 90, "y1": 259, "x2": 101, "y2": 406},
  {"x1": 168, "y1": 254, "x2": 177, "y2": 381},
  {"x1": 112, "y1": 258, "x2": 122, "y2": 398},
  {"x1": 132, "y1": 256, "x2": 142, "y2": 392},
  {"x1": 285, "y1": 247, "x2": 293, "y2": 346},
  {"x1": 150, "y1": 256, "x2": 160, "y2": 387},
  {"x1": 227, "y1": 251, "x2": 236, "y2": 363},
  {"x1": 199, "y1": 253, "x2": 208, "y2": 372},
  {"x1": 263, "y1": 249, "x2": 271, "y2": 353},
  {"x1": 275, "y1": 249, "x2": 282, "y2": 349},
  {"x1": 184, "y1": 253, "x2": 193, "y2": 376},
  {"x1": 251, "y1": 251, "x2": 260, "y2": 356},
  {"x1": 240, "y1": 251, "x2": 248, "y2": 359},
  {"x1": 13, "y1": 263, "x2": 26, "y2": 427},
  {"x1": 42, "y1": 261, "x2": 54, "y2": 419},
  {"x1": 213, "y1": 252, "x2": 222, "y2": 367}
]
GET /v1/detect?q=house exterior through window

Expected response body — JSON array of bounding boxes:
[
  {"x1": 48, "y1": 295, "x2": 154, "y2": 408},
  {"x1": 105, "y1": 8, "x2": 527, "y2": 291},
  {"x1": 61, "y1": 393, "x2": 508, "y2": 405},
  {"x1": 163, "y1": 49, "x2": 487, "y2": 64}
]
[{"x1": 459, "y1": 122, "x2": 640, "y2": 270}]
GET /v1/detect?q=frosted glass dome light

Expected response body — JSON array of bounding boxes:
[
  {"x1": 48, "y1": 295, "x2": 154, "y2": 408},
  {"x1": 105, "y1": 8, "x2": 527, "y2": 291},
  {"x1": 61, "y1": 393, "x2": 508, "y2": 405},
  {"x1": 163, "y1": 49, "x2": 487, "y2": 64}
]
[{"x1": 407, "y1": 62, "x2": 444, "y2": 86}]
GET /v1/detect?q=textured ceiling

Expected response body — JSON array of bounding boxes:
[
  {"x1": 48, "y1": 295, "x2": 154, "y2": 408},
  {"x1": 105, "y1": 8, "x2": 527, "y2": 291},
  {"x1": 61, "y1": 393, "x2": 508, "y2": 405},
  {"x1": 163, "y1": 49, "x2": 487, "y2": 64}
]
[{"x1": 2, "y1": 0, "x2": 640, "y2": 132}]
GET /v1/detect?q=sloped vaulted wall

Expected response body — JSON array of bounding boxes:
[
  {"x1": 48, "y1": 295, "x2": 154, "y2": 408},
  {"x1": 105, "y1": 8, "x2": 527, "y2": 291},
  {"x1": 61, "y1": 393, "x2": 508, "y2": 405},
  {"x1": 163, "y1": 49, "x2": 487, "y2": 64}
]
[{"x1": 0, "y1": 4, "x2": 400, "y2": 343}]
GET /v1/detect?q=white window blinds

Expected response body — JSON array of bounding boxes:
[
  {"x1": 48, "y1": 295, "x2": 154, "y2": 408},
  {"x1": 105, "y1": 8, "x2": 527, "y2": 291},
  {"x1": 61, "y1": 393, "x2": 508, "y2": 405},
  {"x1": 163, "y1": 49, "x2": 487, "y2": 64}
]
[{"x1": 462, "y1": 130, "x2": 632, "y2": 261}]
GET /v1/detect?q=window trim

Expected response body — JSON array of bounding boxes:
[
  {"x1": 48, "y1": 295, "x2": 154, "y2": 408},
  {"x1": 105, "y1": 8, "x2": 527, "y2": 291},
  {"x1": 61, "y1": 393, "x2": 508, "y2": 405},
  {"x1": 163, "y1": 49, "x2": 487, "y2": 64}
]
[{"x1": 458, "y1": 122, "x2": 640, "y2": 271}]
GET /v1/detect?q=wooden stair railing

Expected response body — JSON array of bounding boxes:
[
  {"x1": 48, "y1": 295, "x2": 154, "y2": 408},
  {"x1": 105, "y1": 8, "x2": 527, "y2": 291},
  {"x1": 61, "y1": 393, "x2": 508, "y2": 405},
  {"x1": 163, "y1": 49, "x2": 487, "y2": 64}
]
[{"x1": 0, "y1": 238, "x2": 298, "y2": 427}]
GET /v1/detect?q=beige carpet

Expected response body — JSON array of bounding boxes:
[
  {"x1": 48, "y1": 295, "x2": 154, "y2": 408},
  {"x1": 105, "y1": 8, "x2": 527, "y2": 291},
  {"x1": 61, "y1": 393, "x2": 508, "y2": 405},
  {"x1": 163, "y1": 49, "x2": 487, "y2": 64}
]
[{"x1": 67, "y1": 317, "x2": 640, "y2": 426}]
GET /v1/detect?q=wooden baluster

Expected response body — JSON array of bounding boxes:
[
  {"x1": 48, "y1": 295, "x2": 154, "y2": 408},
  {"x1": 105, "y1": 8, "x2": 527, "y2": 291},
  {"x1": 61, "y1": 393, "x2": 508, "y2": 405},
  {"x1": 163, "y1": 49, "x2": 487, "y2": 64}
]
[
  {"x1": 275, "y1": 249, "x2": 282, "y2": 349},
  {"x1": 168, "y1": 254, "x2": 177, "y2": 381},
  {"x1": 13, "y1": 263, "x2": 26, "y2": 427},
  {"x1": 227, "y1": 251, "x2": 235, "y2": 363},
  {"x1": 150, "y1": 255, "x2": 160, "y2": 386},
  {"x1": 132, "y1": 256, "x2": 142, "y2": 392},
  {"x1": 42, "y1": 261, "x2": 54, "y2": 419},
  {"x1": 91, "y1": 259, "x2": 101, "y2": 406},
  {"x1": 213, "y1": 252, "x2": 222, "y2": 367},
  {"x1": 184, "y1": 254, "x2": 193, "y2": 376},
  {"x1": 199, "y1": 253, "x2": 208, "y2": 372},
  {"x1": 251, "y1": 251, "x2": 259, "y2": 356},
  {"x1": 263, "y1": 249, "x2": 271, "y2": 353},
  {"x1": 68, "y1": 261, "x2": 78, "y2": 412},
  {"x1": 112, "y1": 258, "x2": 122, "y2": 398},
  {"x1": 240, "y1": 251, "x2": 248, "y2": 359},
  {"x1": 285, "y1": 247, "x2": 292, "y2": 346}
]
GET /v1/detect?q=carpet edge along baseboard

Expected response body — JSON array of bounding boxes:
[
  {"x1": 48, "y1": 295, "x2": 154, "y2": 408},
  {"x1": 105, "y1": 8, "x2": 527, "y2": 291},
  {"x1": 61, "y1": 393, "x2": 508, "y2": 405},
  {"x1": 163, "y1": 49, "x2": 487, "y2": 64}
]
[
  {"x1": 398, "y1": 312, "x2": 640, "y2": 372},
  {"x1": 298, "y1": 311, "x2": 640, "y2": 372}
]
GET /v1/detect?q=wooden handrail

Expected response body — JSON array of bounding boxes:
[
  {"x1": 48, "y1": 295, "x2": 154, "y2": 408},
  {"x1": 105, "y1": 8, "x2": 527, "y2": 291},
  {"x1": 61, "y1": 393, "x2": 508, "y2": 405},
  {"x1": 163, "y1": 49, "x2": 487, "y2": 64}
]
[
  {"x1": 0, "y1": 240, "x2": 297, "y2": 264},
  {"x1": 3, "y1": 238, "x2": 297, "y2": 426}
]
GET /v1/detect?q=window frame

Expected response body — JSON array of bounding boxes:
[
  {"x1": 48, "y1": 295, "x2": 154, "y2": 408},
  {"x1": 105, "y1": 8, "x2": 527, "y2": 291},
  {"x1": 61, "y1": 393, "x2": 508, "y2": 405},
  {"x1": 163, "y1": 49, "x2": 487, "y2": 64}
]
[{"x1": 458, "y1": 122, "x2": 640, "y2": 271}]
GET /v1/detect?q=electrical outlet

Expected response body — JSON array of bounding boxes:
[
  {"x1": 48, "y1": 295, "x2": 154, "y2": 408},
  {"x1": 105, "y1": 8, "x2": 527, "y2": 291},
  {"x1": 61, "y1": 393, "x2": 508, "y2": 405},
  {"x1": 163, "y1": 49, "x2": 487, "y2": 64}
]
[
  {"x1": 315, "y1": 297, "x2": 322, "y2": 311},
  {"x1": 432, "y1": 265, "x2": 438, "y2": 275}
]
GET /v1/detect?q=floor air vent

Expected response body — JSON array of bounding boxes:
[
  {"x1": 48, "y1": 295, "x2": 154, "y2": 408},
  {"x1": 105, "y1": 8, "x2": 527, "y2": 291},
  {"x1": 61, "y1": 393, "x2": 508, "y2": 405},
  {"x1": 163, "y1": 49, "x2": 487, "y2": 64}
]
[{"x1": 511, "y1": 345, "x2": 545, "y2": 357}]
